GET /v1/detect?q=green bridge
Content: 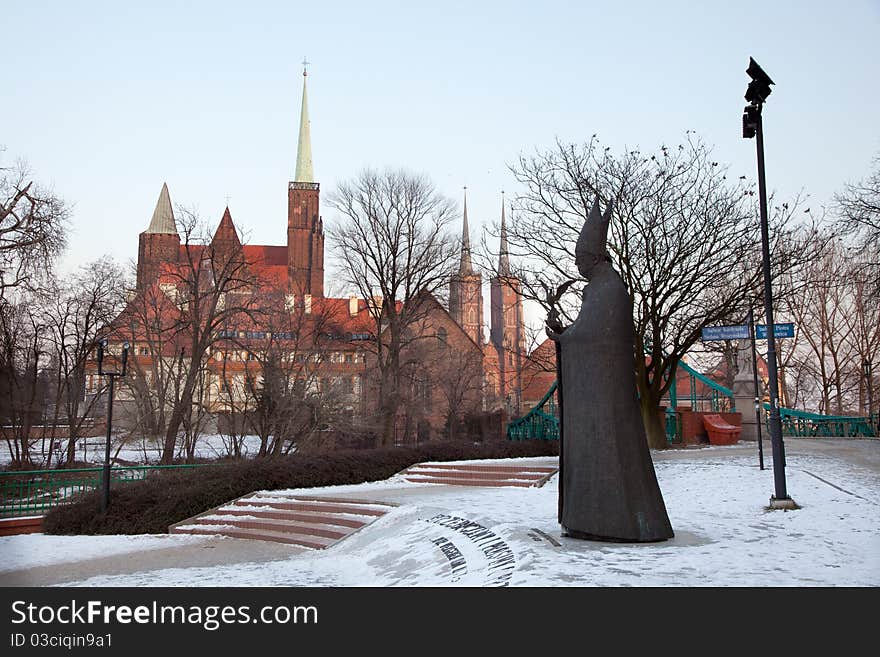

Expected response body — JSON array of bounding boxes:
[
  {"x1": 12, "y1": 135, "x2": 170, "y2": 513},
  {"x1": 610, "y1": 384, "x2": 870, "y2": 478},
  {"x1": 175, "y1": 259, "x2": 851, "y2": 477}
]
[{"x1": 508, "y1": 358, "x2": 878, "y2": 443}]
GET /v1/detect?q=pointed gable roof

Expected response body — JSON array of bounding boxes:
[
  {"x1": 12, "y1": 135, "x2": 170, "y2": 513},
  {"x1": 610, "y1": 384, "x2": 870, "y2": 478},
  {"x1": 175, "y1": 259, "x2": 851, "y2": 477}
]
[
  {"x1": 145, "y1": 182, "x2": 177, "y2": 234},
  {"x1": 212, "y1": 206, "x2": 242, "y2": 248}
]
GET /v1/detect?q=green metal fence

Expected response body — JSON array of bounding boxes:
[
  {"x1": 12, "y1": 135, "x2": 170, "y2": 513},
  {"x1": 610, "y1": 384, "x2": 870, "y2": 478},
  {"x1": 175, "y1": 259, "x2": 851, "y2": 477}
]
[
  {"x1": 507, "y1": 382, "x2": 559, "y2": 441},
  {"x1": 0, "y1": 464, "x2": 212, "y2": 519},
  {"x1": 774, "y1": 407, "x2": 876, "y2": 438},
  {"x1": 507, "y1": 355, "x2": 876, "y2": 442}
]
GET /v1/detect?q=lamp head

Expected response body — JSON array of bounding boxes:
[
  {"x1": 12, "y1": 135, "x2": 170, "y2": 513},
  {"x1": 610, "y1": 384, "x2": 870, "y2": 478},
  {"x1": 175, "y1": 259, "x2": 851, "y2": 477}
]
[{"x1": 745, "y1": 57, "x2": 774, "y2": 105}]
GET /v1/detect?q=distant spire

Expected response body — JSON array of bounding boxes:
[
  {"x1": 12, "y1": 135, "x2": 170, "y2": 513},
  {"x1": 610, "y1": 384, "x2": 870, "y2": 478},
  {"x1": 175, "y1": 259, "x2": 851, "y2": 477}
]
[
  {"x1": 145, "y1": 182, "x2": 177, "y2": 234},
  {"x1": 498, "y1": 191, "x2": 510, "y2": 275},
  {"x1": 294, "y1": 60, "x2": 314, "y2": 183},
  {"x1": 459, "y1": 187, "x2": 474, "y2": 275}
]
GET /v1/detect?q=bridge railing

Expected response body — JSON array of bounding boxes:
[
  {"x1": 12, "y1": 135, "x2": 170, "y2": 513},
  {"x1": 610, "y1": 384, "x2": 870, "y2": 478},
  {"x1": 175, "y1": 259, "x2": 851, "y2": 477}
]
[
  {"x1": 508, "y1": 357, "x2": 876, "y2": 441},
  {"x1": 775, "y1": 407, "x2": 876, "y2": 438},
  {"x1": 0, "y1": 464, "x2": 213, "y2": 519}
]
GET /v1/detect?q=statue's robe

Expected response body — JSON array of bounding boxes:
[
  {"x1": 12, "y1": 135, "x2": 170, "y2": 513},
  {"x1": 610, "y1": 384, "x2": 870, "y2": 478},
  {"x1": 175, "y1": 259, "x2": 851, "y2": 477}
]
[{"x1": 558, "y1": 263, "x2": 673, "y2": 542}]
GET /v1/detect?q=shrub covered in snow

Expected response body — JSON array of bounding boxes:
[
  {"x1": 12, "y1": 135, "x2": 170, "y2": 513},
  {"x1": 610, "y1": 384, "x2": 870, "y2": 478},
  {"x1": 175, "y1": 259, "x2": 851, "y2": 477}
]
[{"x1": 42, "y1": 440, "x2": 558, "y2": 535}]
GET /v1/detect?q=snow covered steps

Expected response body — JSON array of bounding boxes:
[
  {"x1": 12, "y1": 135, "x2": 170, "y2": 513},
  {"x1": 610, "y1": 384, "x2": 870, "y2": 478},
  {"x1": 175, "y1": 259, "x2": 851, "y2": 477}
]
[
  {"x1": 169, "y1": 494, "x2": 395, "y2": 549},
  {"x1": 402, "y1": 461, "x2": 558, "y2": 488}
]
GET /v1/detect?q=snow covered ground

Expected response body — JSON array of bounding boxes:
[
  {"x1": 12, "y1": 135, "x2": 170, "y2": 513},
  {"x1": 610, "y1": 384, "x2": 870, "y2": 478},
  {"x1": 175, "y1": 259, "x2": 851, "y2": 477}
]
[{"x1": 1, "y1": 440, "x2": 878, "y2": 586}]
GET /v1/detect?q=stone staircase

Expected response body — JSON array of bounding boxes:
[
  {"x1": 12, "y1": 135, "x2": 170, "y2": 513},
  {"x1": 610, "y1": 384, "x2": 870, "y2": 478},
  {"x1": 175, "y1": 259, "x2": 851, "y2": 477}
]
[
  {"x1": 401, "y1": 461, "x2": 558, "y2": 488},
  {"x1": 169, "y1": 494, "x2": 394, "y2": 549}
]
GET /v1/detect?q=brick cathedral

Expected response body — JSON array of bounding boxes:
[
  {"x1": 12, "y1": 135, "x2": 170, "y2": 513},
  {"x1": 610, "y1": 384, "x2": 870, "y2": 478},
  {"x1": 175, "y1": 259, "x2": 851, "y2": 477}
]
[{"x1": 129, "y1": 68, "x2": 529, "y2": 442}]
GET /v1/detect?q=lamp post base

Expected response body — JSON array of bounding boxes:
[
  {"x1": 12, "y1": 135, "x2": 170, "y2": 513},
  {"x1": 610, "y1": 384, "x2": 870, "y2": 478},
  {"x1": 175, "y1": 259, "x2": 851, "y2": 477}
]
[{"x1": 768, "y1": 496, "x2": 800, "y2": 511}]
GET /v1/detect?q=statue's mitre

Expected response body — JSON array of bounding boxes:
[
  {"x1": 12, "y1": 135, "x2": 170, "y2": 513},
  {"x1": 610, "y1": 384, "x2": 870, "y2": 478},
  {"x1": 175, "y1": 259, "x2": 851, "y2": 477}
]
[{"x1": 575, "y1": 195, "x2": 613, "y2": 257}]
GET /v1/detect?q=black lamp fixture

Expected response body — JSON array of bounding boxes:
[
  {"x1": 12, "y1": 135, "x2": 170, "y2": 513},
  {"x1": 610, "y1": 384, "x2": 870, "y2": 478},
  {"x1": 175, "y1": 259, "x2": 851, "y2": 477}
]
[{"x1": 96, "y1": 338, "x2": 129, "y2": 513}]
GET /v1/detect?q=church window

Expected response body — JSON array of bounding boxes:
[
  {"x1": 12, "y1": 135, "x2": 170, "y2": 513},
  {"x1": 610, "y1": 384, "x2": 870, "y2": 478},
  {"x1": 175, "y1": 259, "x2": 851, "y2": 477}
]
[{"x1": 437, "y1": 327, "x2": 447, "y2": 343}]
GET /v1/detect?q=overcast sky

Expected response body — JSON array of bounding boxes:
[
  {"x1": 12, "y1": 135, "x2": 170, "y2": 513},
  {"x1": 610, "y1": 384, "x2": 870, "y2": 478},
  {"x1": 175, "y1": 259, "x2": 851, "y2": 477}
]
[{"x1": 4, "y1": 0, "x2": 878, "y2": 304}]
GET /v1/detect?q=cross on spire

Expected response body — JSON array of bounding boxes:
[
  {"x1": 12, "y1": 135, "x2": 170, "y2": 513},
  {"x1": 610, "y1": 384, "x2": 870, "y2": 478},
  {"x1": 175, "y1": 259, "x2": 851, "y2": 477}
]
[{"x1": 302, "y1": 57, "x2": 310, "y2": 76}]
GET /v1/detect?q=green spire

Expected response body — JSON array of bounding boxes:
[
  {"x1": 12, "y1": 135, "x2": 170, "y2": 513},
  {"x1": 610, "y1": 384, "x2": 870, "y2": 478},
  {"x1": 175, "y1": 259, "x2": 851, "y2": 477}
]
[{"x1": 294, "y1": 64, "x2": 314, "y2": 183}]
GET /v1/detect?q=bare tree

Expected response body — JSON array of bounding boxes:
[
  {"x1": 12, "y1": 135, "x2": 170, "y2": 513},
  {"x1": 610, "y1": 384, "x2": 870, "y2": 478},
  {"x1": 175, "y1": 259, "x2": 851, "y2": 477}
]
[
  {"x1": 44, "y1": 257, "x2": 127, "y2": 466},
  {"x1": 834, "y1": 153, "x2": 880, "y2": 290},
  {"x1": 118, "y1": 281, "x2": 188, "y2": 460},
  {"x1": 0, "y1": 153, "x2": 68, "y2": 298},
  {"x1": 506, "y1": 134, "x2": 806, "y2": 448},
  {"x1": 0, "y1": 293, "x2": 51, "y2": 466},
  {"x1": 783, "y1": 238, "x2": 858, "y2": 414},
  {"x1": 110, "y1": 208, "x2": 264, "y2": 463},
  {"x1": 434, "y1": 343, "x2": 485, "y2": 440},
  {"x1": 328, "y1": 169, "x2": 458, "y2": 446},
  {"x1": 233, "y1": 291, "x2": 350, "y2": 456}
]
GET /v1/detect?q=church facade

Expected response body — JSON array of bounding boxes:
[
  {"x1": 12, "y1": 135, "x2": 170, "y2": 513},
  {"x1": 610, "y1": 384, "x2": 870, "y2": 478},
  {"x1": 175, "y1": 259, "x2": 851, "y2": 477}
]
[{"x1": 119, "y1": 69, "x2": 528, "y2": 444}]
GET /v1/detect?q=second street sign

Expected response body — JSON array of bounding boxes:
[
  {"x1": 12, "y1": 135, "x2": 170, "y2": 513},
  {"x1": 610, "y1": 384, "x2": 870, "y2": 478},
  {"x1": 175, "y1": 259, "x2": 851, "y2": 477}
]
[{"x1": 756, "y1": 323, "x2": 795, "y2": 339}]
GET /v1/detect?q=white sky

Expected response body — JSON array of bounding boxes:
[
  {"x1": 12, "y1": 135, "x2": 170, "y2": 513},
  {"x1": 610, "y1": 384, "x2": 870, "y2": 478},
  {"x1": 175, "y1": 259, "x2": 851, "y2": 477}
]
[{"x1": 3, "y1": 0, "x2": 878, "y2": 330}]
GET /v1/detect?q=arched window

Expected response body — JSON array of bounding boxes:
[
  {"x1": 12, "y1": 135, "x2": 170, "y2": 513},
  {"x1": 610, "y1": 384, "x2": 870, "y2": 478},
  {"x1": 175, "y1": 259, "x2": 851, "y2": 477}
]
[{"x1": 437, "y1": 327, "x2": 447, "y2": 343}]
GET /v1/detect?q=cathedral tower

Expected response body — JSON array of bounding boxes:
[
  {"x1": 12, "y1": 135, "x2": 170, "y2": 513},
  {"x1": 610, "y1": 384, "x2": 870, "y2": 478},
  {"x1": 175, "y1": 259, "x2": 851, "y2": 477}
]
[
  {"x1": 490, "y1": 194, "x2": 525, "y2": 413},
  {"x1": 287, "y1": 64, "x2": 325, "y2": 298},
  {"x1": 449, "y1": 188, "x2": 484, "y2": 345},
  {"x1": 137, "y1": 182, "x2": 181, "y2": 288}
]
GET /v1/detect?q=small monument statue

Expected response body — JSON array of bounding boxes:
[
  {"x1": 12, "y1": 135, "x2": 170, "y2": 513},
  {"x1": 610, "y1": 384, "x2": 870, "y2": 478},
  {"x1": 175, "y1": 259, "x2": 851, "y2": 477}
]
[{"x1": 547, "y1": 196, "x2": 673, "y2": 542}]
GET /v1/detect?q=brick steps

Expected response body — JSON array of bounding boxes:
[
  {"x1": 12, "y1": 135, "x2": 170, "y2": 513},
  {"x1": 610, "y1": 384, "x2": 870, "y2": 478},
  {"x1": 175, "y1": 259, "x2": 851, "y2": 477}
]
[
  {"x1": 0, "y1": 516, "x2": 44, "y2": 536},
  {"x1": 402, "y1": 461, "x2": 558, "y2": 488},
  {"x1": 210, "y1": 507, "x2": 367, "y2": 529},
  {"x1": 413, "y1": 463, "x2": 557, "y2": 473},
  {"x1": 234, "y1": 499, "x2": 386, "y2": 517},
  {"x1": 404, "y1": 476, "x2": 538, "y2": 488},
  {"x1": 171, "y1": 525, "x2": 334, "y2": 549},
  {"x1": 169, "y1": 494, "x2": 394, "y2": 549}
]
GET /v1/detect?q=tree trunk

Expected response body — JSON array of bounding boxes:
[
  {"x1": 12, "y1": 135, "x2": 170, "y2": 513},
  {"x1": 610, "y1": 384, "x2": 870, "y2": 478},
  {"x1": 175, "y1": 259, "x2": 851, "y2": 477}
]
[{"x1": 639, "y1": 394, "x2": 668, "y2": 450}]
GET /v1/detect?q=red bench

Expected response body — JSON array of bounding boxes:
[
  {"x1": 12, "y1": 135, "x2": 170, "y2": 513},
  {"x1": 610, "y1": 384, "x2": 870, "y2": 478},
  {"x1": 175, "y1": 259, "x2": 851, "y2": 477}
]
[{"x1": 702, "y1": 414, "x2": 741, "y2": 445}]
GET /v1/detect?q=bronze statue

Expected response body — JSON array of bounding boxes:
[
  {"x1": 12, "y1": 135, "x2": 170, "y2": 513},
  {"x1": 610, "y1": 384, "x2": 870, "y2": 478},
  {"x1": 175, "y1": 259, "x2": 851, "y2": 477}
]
[{"x1": 547, "y1": 196, "x2": 673, "y2": 542}]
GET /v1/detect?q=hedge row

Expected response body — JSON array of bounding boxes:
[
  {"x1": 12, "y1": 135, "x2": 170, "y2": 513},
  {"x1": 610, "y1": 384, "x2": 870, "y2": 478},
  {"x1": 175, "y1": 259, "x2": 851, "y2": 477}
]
[{"x1": 42, "y1": 440, "x2": 558, "y2": 535}]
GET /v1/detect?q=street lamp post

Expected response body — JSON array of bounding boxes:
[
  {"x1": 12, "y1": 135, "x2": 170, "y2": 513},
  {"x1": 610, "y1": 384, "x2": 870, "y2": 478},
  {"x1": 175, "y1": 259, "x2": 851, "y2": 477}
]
[
  {"x1": 742, "y1": 57, "x2": 795, "y2": 508},
  {"x1": 747, "y1": 308, "x2": 765, "y2": 470},
  {"x1": 865, "y1": 359, "x2": 874, "y2": 425},
  {"x1": 96, "y1": 339, "x2": 129, "y2": 513}
]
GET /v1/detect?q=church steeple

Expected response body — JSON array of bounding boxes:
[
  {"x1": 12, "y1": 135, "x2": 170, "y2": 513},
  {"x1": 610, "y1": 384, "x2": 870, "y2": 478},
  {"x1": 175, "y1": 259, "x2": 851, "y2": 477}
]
[
  {"x1": 449, "y1": 186, "x2": 483, "y2": 346},
  {"x1": 490, "y1": 190, "x2": 524, "y2": 415},
  {"x1": 287, "y1": 60, "x2": 324, "y2": 298},
  {"x1": 294, "y1": 62, "x2": 314, "y2": 183},
  {"x1": 145, "y1": 182, "x2": 177, "y2": 235},
  {"x1": 498, "y1": 192, "x2": 511, "y2": 276},
  {"x1": 459, "y1": 187, "x2": 474, "y2": 275},
  {"x1": 137, "y1": 182, "x2": 181, "y2": 288}
]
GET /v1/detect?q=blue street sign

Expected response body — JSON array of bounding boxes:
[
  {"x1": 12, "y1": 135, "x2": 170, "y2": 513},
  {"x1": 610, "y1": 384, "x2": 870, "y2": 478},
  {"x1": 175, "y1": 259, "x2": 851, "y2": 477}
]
[
  {"x1": 701, "y1": 324, "x2": 750, "y2": 341},
  {"x1": 756, "y1": 323, "x2": 795, "y2": 339}
]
